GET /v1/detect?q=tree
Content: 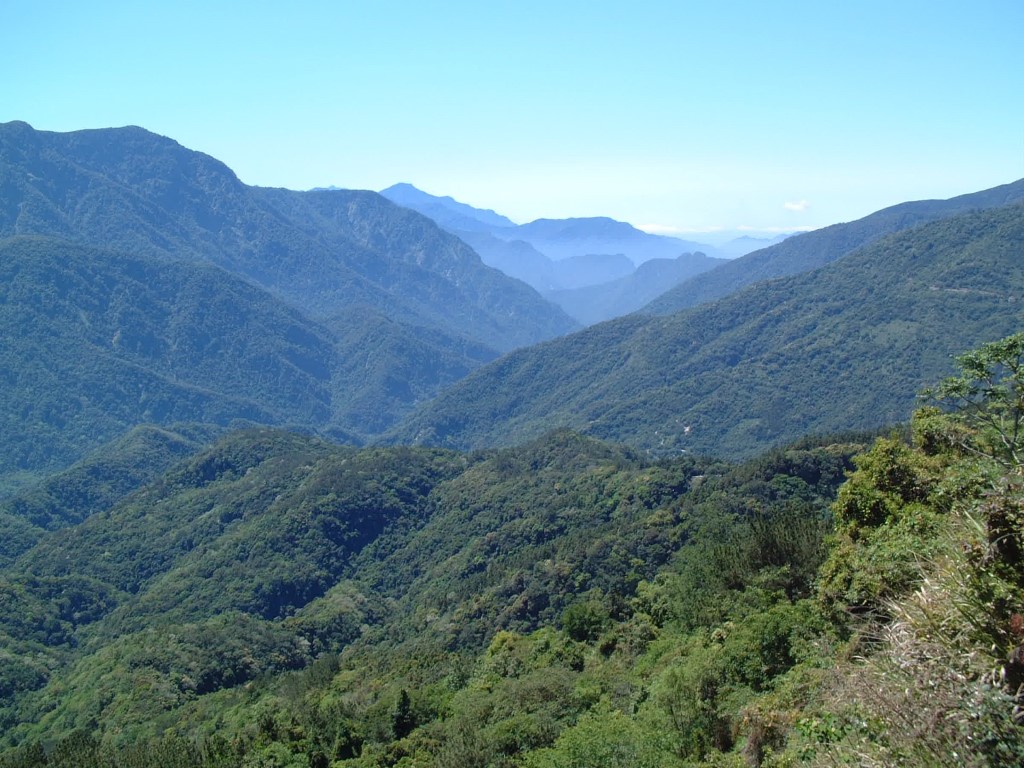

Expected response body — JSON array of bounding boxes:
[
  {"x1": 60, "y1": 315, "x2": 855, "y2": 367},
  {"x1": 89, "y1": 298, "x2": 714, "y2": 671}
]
[{"x1": 926, "y1": 332, "x2": 1024, "y2": 469}]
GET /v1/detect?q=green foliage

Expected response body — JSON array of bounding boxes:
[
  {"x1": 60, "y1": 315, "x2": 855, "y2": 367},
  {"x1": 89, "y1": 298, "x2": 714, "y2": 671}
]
[{"x1": 926, "y1": 331, "x2": 1024, "y2": 468}]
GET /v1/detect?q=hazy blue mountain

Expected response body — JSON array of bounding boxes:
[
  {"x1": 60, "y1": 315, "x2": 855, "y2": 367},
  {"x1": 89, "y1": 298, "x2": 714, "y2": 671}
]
[
  {"x1": 549, "y1": 252, "x2": 635, "y2": 289},
  {"x1": 546, "y1": 251, "x2": 725, "y2": 325},
  {"x1": 380, "y1": 182, "x2": 515, "y2": 231},
  {"x1": 0, "y1": 122, "x2": 577, "y2": 352},
  {"x1": 644, "y1": 178, "x2": 1024, "y2": 315},
  {"x1": 391, "y1": 200, "x2": 1024, "y2": 458},
  {"x1": 506, "y1": 216, "x2": 716, "y2": 264},
  {"x1": 716, "y1": 233, "x2": 791, "y2": 259},
  {"x1": 451, "y1": 229, "x2": 559, "y2": 289}
]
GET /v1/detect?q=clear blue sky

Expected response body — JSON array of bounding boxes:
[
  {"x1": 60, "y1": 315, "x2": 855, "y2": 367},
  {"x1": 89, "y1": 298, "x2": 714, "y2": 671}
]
[{"x1": 4, "y1": 0, "x2": 1022, "y2": 235}]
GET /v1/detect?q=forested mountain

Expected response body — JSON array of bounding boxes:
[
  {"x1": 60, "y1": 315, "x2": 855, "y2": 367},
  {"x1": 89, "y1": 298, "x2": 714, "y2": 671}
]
[
  {"x1": 0, "y1": 235, "x2": 495, "y2": 492},
  {"x1": 0, "y1": 123, "x2": 583, "y2": 489},
  {"x1": 0, "y1": 121, "x2": 576, "y2": 353},
  {"x1": 645, "y1": 177, "x2": 1024, "y2": 315},
  {"x1": 0, "y1": 423, "x2": 221, "y2": 567},
  {"x1": 2, "y1": 122, "x2": 1023, "y2": 767},
  {"x1": 394, "y1": 201, "x2": 1024, "y2": 458},
  {"x1": 0, "y1": 424, "x2": 863, "y2": 758},
  {"x1": 4, "y1": 355, "x2": 1022, "y2": 767}
]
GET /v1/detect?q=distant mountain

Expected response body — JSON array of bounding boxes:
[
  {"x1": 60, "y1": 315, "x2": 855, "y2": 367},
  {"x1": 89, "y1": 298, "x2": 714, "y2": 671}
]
[
  {"x1": 380, "y1": 182, "x2": 515, "y2": 231},
  {"x1": 377, "y1": 183, "x2": 724, "y2": 317},
  {"x1": 450, "y1": 229, "x2": 558, "y2": 288},
  {"x1": 645, "y1": 178, "x2": 1024, "y2": 315},
  {"x1": 0, "y1": 236, "x2": 341, "y2": 486},
  {"x1": 546, "y1": 251, "x2": 725, "y2": 325},
  {"x1": 0, "y1": 122, "x2": 576, "y2": 353},
  {"x1": 496, "y1": 215, "x2": 715, "y2": 265},
  {"x1": 392, "y1": 200, "x2": 1024, "y2": 458},
  {"x1": 716, "y1": 233, "x2": 791, "y2": 259}
]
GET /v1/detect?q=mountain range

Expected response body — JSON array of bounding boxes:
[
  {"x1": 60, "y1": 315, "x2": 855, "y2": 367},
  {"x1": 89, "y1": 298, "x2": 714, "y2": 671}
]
[
  {"x1": 0, "y1": 122, "x2": 576, "y2": 490},
  {"x1": 379, "y1": 183, "x2": 728, "y2": 323},
  {"x1": 391, "y1": 200, "x2": 1024, "y2": 457},
  {"x1": 0, "y1": 122, "x2": 576, "y2": 352},
  {"x1": 0, "y1": 121, "x2": 1023, "y2": 766}
]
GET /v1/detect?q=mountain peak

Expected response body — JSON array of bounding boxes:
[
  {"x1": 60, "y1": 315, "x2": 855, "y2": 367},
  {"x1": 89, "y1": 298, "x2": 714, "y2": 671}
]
[{"x1": 380, "y1": 183, "x2": 516, "y2": 230}]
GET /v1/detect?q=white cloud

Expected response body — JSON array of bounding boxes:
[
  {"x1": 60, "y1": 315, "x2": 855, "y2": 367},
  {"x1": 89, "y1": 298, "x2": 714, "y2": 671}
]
[{"x1": 784, "y1": 199, "x2": 811, "y2": 212}]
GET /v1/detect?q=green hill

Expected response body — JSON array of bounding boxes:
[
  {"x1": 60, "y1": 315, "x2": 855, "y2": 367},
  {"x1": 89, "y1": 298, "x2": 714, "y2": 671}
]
[
  {"x1": 2, "y1": 349, "x2": 1022, "y2": 766},
  {"x1": 392, "y1": 201, "x2": 1024, "y2": 458},
  {"x1": 0, "y1": 423, "x2": 220, "y2": 566}
]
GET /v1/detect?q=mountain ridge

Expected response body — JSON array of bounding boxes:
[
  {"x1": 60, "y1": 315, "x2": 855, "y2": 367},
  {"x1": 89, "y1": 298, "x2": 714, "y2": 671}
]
[
  {"x1": 391, "y1": 199, "x2": 1024, "y2": 458},
  {"x1": 1, "y1": 122, "x2": 577, "y2": 353}
]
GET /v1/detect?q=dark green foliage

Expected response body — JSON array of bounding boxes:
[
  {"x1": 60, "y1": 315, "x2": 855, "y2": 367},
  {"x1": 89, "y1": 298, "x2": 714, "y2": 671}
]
[{"x1": 395, "y1": 201, "x2": 1024, "y2": 459}]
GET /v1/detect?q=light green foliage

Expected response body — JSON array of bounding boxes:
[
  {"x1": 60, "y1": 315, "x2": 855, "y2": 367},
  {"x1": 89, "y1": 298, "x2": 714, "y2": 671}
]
[
  {"x1": 927, "y1": 332, "x2": 1024, "y2": 468},
  {"x1": 522, "y1": 705, "x2": 674, "y2": 768}
]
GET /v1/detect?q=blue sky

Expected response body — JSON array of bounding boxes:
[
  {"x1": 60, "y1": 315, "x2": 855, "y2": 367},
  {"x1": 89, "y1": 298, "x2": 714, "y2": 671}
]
[{"x1": 4, "y1": 0, "x2": 1022, "y2": 236}]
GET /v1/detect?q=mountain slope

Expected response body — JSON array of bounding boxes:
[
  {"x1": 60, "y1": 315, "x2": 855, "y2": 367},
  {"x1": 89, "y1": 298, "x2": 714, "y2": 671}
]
[
  {"x1": 0, "y1": 236, "x2": 347, "y2": 481},
  {"x1": 546, "y1": 251, "x2": 725, "y2": 325},
  {"x1": 0, "y1": 122, "x2": 576, "y2": 352},
  {"x1": 644, "y1": 177, "x2": 1024, "y2": 315},
  {"x1": 392, "y1": 201, "x2": 1024, "y2": 458}
]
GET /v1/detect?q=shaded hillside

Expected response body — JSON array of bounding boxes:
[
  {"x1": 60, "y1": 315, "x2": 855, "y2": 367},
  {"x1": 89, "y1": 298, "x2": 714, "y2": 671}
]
[
  {"x1": 0, "y1": 234, "x2": 517, "y2": 490},
  {"x1": 393, "y1": 202, "x2": 1024, "y2": 458},
  {"x1": 0, "y1": 236, "x2": 346, "y2": 485},
  {"x1": 0, "y1": 122, "x2": 576, "y2": 352},
  {"x1": 547, "y1": 251, "x2": 725, "y2": 325},
  {"x1": 645, "y1": 177, "x2": 1024, "y2": 315}
]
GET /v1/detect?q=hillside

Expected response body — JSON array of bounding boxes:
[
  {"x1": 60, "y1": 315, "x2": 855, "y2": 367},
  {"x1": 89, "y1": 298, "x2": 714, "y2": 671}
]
[
  {"x1": 0, "y1": 235, "x2": 499, "y2": 492},
  {"x1": 2, "y1": 340, "x2": 1024, "y2": 766},
  {"x1": 0, "y1": 423, "x2": 221, "y2": 562},
  {"x1": 0, "y1": 425, "x2": 861, "y2": 757},
  {"x1": 644, "y1": 177, "x2": 1024, "y2": 315},
  {"x1": 0, "y1": 121, "x2": 577, "y2": 353},
  {"x1": 393, "y1": 201, "x2": 1024, "y2": 458}
]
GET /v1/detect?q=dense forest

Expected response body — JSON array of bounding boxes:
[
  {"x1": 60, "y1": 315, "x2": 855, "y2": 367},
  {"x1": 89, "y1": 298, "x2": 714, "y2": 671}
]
[{"x1": 2, "y1": 334, "x2": 1024, "y2": 766}]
